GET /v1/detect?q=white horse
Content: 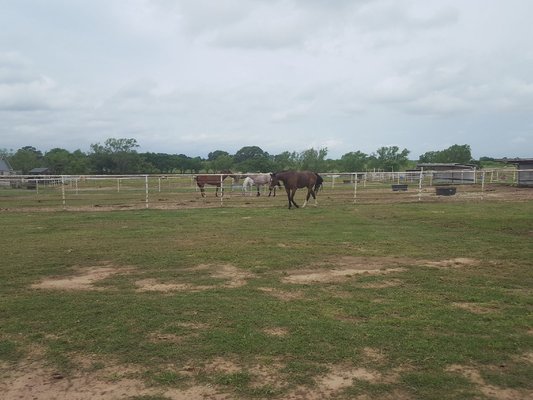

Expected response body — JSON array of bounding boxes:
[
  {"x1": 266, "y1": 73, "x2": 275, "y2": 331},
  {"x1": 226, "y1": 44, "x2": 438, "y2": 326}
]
[{"x1": 242, "y1": 174, "x2": 276, "y2": 197}]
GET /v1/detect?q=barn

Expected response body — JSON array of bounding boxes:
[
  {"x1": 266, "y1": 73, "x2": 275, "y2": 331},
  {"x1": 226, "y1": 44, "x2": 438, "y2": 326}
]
[
  {"x1": 497, "y1": 158, "x2": 533, "y2": 187},
  {"x1": 415, "y1": 163, "x2": 477, "y2": 185}
]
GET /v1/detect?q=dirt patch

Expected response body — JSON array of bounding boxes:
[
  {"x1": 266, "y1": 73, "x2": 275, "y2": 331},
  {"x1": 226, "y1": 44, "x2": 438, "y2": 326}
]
[
  {"x1": 148, "y1": 332, "x2": 190, "y2": 344},
  {"x1": 283, "y1": 267, "x2": 406, "y2": 284},
  {"x1": 263, "y1": 327, "x2": 289, "y2": 337},
  {"x1": 361, "y1": 347, "x2": 388, "y2": 364},
  {"x1": 513, "y1": 351, "x2": 533, "y2": 364},
  {"x1": 136, "y1": 264, "x2": 254, "y2": 292},
  {"x1": 359, "y1": 279, "x2": 403, "y2": 289},
  {"x1": 258, "y1": 287, "x2": 306, "y2": 301},
  {"x1": 135, "y1": 279, "x2": 211, "y2": 293},
  {"x1": 281, "y1": 257, "x2": 417, "y2": 284},
  {"x1": 452, "y1": 302, "x2": 499, "y2": 314},
  {"x1": 31, "y1": 263, "x2": 134, "y2": 291},
  {"x1": 0, "y1": 358, "x2": 229, "y2": 400},
  {"x1": 446, "y1": 364, "x2": 533, "y2": 400},
  {"x1": 280, "y1": 256, "x2": 482, "y2": 285},
  {"x1": 423, "y1": 258, "x2": 480, "y2": 268},
  {"x1": 286, "y1": 364, "x2": 401, "y2": 400}
]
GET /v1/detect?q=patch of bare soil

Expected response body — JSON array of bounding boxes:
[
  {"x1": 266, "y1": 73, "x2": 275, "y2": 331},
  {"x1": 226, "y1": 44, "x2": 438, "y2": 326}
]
[
  {"x1": 452, "y1": 302, "x2": 499, "y2": 314},
  {"x1": 361, "y1": 347, "x2": 388, "y2": 364},
  {"x1": 262, "y1": 327, "x2": 289, "y2": 337},
  {"x1": 0, "y1": 359, "x2": 230, "y2": 400},
  {"x1": 257, "y1": 286, "x2": 306, "y2": 301},
  {"x1": 423, "y1": 258, "x2": 480, "y2": 268},
  {"x1": 30, "y1": 263, "x2": 134, "y2": 291},
  {"x1": 359, "y1": 279, "x2": 404, "y2": 289},
  {"x1": 135, "y1": 264, "x2": 254, "y2": 292},
  {"x1": 282, "y1": 256, "x2": 411, "y2": 284},
  {"x1": 446, "y1": 364, "x2": 533, "y2": 400},
  {"x1": 286, "y1": 364, "x2": 403, "y2": 400}
]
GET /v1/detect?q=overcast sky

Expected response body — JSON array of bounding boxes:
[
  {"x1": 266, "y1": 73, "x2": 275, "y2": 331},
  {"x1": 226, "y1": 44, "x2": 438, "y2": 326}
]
[{"x1": 1, "y1": 0, "x2": 532, "y2": 159}]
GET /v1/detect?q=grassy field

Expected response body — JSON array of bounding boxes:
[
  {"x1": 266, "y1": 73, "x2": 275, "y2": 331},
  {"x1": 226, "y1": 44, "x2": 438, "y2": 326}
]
[{"x1": 0, "y1": 200, "x2": 532, "y2": 399}]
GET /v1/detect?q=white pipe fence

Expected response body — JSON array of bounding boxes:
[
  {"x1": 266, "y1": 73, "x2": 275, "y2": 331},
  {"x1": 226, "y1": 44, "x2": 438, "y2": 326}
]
[{"x1": 0, "y1": 169, "x2": 530, "y2": 210}]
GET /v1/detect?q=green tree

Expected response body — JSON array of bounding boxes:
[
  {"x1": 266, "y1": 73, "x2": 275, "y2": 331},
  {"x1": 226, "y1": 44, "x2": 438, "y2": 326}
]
[
  {"x1": 370, "y1": 146, "x2": 410, "y2": 171},
  {"x1": 418, "y1": 144, "x2": 473, "y2": 164},
  {"x1": 10, "y1": 146, "x2": 43, "y2": 174},
  {"x1": 89, "y1": 138, "x2": 144, "y2": 174},
  {"x1": 207, "y1": 150, "x2": 230, "y2": 161},
  {"x1": 44, "y1": 148, "x2": 72, "y2": 174},
  {"x1": 234, "y1": 146, "x2": 272, "y2": 172},
  {"x1": 340, "y1": 151, "x2": 369, "y2": 172},
  {"x1": 211, "y1": 154, "x2": 234, "y2": 171},
  {"x1": 271, "y1": 151, "x2": 299, "y2": 171},
  {"x1": 299, "y1": 148, "x2": 328, "y2": 171}
]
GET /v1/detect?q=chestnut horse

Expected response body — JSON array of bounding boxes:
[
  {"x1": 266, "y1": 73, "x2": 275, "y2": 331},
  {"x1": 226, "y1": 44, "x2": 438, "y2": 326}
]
[
  {"x1": 270, "y1": 171, "x2": 323, "y2": 209},
  {"x1": 194, "y1": 170, "x2": 238, "y2": 197}
]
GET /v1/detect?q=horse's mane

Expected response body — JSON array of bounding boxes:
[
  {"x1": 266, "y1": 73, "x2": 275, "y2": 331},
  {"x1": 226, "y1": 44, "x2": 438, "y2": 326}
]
[{"x1": 314, "y1": 173, "x2": 324, "y2": 192}]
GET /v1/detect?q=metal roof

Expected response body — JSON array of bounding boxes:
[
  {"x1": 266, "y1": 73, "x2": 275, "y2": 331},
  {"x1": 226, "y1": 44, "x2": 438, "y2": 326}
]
[
  {"x1": 0, "y1": 158, "x2": 13, "y2": 172},
  {"x1": 496, "y1": 158, "x2": 533, "y2": 164}
]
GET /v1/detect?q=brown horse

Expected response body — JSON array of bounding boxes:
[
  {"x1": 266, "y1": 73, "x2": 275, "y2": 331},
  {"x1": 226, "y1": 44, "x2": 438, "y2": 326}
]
[
  {"x1": 270, "y1": 171, "x2": 323, "y2": 209},
  {"x1": 194, "y1": 170, "x2": 238, "y2": 197}
]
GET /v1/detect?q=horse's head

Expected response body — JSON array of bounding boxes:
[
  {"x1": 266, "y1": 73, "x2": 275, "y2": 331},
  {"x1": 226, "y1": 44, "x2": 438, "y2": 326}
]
[
  {"x1": 269, "y1": 173, "x2": 280, "y2": 190},
  {"x1": 220, "y1": 170, "x2": 239, "y2": 183}
]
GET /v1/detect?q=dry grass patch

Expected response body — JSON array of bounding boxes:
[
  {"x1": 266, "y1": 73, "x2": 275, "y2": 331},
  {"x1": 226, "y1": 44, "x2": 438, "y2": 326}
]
[
  {"x1": 0, "y1": 355, "x2": 230, "y2": 400},
  {"x1": 285, "y1": 364, "x2": 402, "y2": 400},
  {"x1": 136, "y1": 264, "x2": 254, "y2": 293},
  {"x1": 281, "y1": 257, "x2": 416, "y2": 284},
  {"x1": 257, "y1": 287, "x2": 306, "y2": 301},
  {"x1": 423, "y1": 258, "x2": 480, "y2": 268},
  {"x1": 359, "y1": 279, "x2": 403, "y2": 289},
  {"x1": 452, "y1": 302, "x2": 500, "y2": 314},
  {"x1": 30, "y1": 263, "x2": 134, "y2": 291},
  {"x1": 262, "y1": 327, "x2": 289, "y2": 337},
  {"x1": 446, "y1": 364, "x2": 533, "y2": 400},
  {"x1": 361, "y1": 347, "x2": 388, "y2": 364}
]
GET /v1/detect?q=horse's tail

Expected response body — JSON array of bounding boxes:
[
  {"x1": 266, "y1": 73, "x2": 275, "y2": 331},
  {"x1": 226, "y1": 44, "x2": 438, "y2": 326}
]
[{"x1": 314, "y1": 173, "x2": 324, "y2": 192}]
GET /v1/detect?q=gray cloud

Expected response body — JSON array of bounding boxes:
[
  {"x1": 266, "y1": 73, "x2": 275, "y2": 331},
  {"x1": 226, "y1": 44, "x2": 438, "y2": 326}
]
[{"x1": 1, "y1": 0, "x2": 532, "y2": 158}]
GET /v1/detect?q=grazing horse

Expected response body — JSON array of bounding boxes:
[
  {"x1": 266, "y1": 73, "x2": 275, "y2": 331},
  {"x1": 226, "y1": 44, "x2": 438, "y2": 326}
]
[
  {"x1": 242, "y1": 174, "x2": 277, "y2": 197},
  {"x1": 270, "y1": 171, "x2": 323, "y2": 209},
  {"x1": 194, "y1": 170, "x2": 237, "y2": 197}
]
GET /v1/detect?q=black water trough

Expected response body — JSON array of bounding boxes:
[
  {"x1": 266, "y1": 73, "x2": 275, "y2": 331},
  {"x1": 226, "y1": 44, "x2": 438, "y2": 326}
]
[
  {"x1": 435, "y1": 186, "x2": 457, "y2": 196},
  {"x1": 391, "y1": 184, "x2": 408, "y2": 191}
]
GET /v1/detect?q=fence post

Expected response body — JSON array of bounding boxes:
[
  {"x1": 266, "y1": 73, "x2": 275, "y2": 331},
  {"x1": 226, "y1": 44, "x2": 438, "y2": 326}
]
[
  {"x1": 61, "y1": 175, "x2": 66, "y2": 210},
  {"x1": 481, "y1": 170, "x2": 485, "y2": 199},
  {"x1": 418, "y1": 170, "x2": 423, "y2": 201},
  {"x1": 220, "y1": 174, "x2": 224, "y2": 207},
  {"x1": 353, "y1": 173, "x2": 358, "y2": 204},
  {"x1": 145, "y1": 175, "x2": 149, "y2": 209}
]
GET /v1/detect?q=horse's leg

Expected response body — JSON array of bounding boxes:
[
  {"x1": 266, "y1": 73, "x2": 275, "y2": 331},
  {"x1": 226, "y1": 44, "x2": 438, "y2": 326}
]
[
  {"x1": 284, "y1": 187, "x2": 292, "y2": 209},
  {"x1": 198, "y1": 183, "x2": 206, "y2": 197},
  {"x1": 256, "y1": 184, "x2": 260, "y2": 197},
  {"x1": 291, "y1": 188, "x2": 299, "y2": 208},
  {"x1": 302, "y1": 188, "x2": 311, "y2": 208}
]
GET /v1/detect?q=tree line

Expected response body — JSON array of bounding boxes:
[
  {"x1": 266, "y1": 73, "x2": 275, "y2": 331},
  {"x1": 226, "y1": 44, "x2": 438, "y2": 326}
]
[{"x1": 1, "y1": 139, "x2": 482, "y2": 175}]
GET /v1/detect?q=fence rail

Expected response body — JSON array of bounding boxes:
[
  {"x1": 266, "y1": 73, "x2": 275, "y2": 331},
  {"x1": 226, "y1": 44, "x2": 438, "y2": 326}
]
[{"x1": 0, "y1": 169, "x2": 531, "y2": 211}]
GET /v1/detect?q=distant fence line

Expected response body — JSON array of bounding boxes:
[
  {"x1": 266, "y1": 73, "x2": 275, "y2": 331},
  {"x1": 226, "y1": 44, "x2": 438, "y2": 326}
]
[{"x1": 0, "y1": 169, "x2": 530, "y2": 211}]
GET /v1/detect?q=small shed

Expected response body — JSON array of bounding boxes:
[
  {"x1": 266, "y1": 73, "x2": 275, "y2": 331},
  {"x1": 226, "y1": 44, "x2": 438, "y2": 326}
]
[
  {"x1": 416, "y1": 163, "x2": 476, "y2": 185},
  {"x1": 28, "y1": 167, "x2": 51, "y2": 175},
  {"x1": 496, "y1": 158, "x2": 533, "y2": 187}
]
